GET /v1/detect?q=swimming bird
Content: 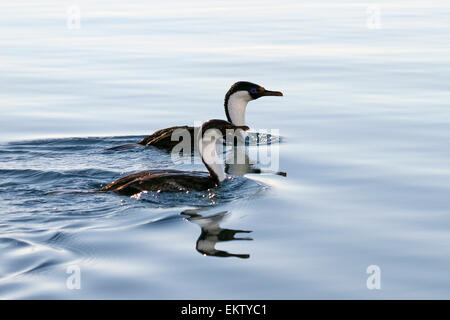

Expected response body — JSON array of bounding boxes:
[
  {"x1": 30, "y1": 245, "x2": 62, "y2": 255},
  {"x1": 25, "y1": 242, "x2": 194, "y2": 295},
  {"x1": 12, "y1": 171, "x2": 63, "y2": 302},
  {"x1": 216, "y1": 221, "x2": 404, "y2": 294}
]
[
  {"x1": 101, "y1": 119, "x2": 249, "y2": 195},
  {"x1": 135, "y1": 81, "x2": 283, "y2": 148}
]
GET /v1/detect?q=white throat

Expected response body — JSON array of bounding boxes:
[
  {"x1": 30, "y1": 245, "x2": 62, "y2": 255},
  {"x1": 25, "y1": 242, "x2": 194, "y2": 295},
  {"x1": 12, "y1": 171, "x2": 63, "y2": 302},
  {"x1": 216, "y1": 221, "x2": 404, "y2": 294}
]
[
  {"x1": 226, "y1": 91, "x2": 252, "y2": 142},
  {"x1": 199, "y1": 129, "x2": 227, "y2": 183},
  {"x1": 227, "y1": 91, "x2": 251, "y2": 126}
]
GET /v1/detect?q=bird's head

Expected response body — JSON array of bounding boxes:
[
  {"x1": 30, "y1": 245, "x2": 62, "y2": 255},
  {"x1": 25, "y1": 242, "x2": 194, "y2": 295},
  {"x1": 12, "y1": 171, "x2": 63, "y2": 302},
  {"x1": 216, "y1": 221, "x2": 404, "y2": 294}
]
[
  {"x1": 201, "y1": 119, "x2": 249, "y2": 137},
  {"x1": 224, "y1": 81, "x2": 283, "y2": 126},
  {"x1": 226, "y1": 81, "x2": 283, "y2": 101}
]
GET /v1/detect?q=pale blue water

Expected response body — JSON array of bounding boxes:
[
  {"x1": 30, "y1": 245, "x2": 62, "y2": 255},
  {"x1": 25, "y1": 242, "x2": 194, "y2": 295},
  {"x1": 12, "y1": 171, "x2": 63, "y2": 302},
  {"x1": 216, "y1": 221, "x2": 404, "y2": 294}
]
[{"x1": 1, "y1": 0, "x2": 450, "y2": 299}]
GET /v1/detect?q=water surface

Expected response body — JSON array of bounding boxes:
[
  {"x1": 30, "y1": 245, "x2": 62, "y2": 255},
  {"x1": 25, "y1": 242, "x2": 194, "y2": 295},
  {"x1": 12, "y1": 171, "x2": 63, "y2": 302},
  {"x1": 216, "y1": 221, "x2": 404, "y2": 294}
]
[{"x1": 1, "y1": 0, "x2": 450, "y2": 299}]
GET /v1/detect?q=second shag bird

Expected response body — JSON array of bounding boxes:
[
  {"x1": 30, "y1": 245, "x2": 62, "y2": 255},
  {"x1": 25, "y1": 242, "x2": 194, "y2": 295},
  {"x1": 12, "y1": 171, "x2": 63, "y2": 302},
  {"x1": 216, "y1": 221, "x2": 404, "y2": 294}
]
[{"x1": 137, "y1": 81, "x2": 282, "y2": 148}]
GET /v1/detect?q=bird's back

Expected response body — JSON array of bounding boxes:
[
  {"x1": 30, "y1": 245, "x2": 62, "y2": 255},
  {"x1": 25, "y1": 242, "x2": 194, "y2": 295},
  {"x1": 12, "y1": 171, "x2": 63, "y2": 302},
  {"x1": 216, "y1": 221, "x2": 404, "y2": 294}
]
[
  {"x1": 138, "y1": 126, "x2": 195, "y2": 148},
  {"x1": 101, "y1": 169, "x2": 214, "y2": 196}
]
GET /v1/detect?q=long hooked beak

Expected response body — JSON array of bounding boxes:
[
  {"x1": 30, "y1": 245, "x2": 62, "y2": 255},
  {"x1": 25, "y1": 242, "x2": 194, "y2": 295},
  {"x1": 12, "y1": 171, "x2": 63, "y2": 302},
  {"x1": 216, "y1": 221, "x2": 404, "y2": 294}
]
[
  {"x1": 231, "y1": 125, "x2": 250, "y2": 131},
  {"x1": 258, "y1": 87, "x2": 283, "y2": 97},
  {"x1": 261, "y1": 89, "x2": 283, "y2": 97}
]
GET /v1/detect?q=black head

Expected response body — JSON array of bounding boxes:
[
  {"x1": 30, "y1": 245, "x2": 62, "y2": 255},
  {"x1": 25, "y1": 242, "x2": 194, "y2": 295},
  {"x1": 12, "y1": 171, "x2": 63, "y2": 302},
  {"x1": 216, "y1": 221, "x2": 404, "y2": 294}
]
[
  {"x1": 224, "y1": 81, "x2": 283, "y2": 123},
  {"x1": 201, "y1": 119, "x2": 249, "y2": 136},
  {"x1": 225, "y1": 81, "x2": 283, "y2": 101}
]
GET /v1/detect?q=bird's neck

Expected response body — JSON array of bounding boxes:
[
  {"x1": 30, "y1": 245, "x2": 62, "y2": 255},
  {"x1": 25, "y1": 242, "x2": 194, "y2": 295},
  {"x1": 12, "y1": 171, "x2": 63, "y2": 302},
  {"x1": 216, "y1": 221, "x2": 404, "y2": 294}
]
[
  {"x1": 225, "y1": 91, "x2": 251, "y2": 126},
  {"x1": 200, "y1": 134, "x2": 227, "y2": 184},
  {"x1": 224, "y1": 91, "x2": 251, "y2": 143}
]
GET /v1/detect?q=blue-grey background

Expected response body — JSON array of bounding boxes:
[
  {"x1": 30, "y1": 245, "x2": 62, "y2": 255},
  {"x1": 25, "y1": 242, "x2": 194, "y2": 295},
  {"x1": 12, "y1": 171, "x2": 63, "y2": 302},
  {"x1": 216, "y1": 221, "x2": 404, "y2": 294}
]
[{"x1": 0, "y1": 0, "x2": 450, "y2": 298}]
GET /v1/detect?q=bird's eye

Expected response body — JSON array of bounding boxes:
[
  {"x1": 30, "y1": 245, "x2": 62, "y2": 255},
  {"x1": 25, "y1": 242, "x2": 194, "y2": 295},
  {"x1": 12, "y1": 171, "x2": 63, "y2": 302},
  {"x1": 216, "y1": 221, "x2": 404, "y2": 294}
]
[{"x1": 250, "y1": 88, "x2": 257, "y2": 94}]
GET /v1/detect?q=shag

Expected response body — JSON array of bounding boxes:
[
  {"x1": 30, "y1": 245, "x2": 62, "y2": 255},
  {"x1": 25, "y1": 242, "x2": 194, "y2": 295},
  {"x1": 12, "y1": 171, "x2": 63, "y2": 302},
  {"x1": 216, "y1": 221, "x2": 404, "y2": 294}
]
[
  {"x1": 137, "y1": 81, "x2": 282, "y2": 148},
  {"x1": 101, "y1": 119, "x2": 249, "y2": 195}
]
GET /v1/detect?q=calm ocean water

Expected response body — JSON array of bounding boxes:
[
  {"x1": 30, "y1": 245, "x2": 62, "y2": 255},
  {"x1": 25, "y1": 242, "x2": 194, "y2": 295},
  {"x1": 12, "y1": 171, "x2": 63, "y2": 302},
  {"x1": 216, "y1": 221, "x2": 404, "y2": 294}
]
[{"x1": 1, "y1": 0, "x2": 450, "y2": 299}]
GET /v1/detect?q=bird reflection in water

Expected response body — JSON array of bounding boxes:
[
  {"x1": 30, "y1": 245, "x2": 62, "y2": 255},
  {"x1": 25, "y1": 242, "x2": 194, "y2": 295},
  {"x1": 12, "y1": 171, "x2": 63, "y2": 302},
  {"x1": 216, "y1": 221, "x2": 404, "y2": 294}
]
[
  {"x1": 181, "y1": 209, "x2": 252, "y2": 259},
  {"x1": 225, "y1": 143, "x2": 286, "y2": 177}
]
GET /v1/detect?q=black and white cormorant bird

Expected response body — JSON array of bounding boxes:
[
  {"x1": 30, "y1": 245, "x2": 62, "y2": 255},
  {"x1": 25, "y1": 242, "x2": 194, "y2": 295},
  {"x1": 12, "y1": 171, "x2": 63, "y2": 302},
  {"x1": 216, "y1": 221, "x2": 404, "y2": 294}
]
[
  {"x1": 136, "y1": 81, "x2": 283, "y2": 148},
  {"x1": 101, "y1": 119, "x2": 249, "y2": 196}
]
